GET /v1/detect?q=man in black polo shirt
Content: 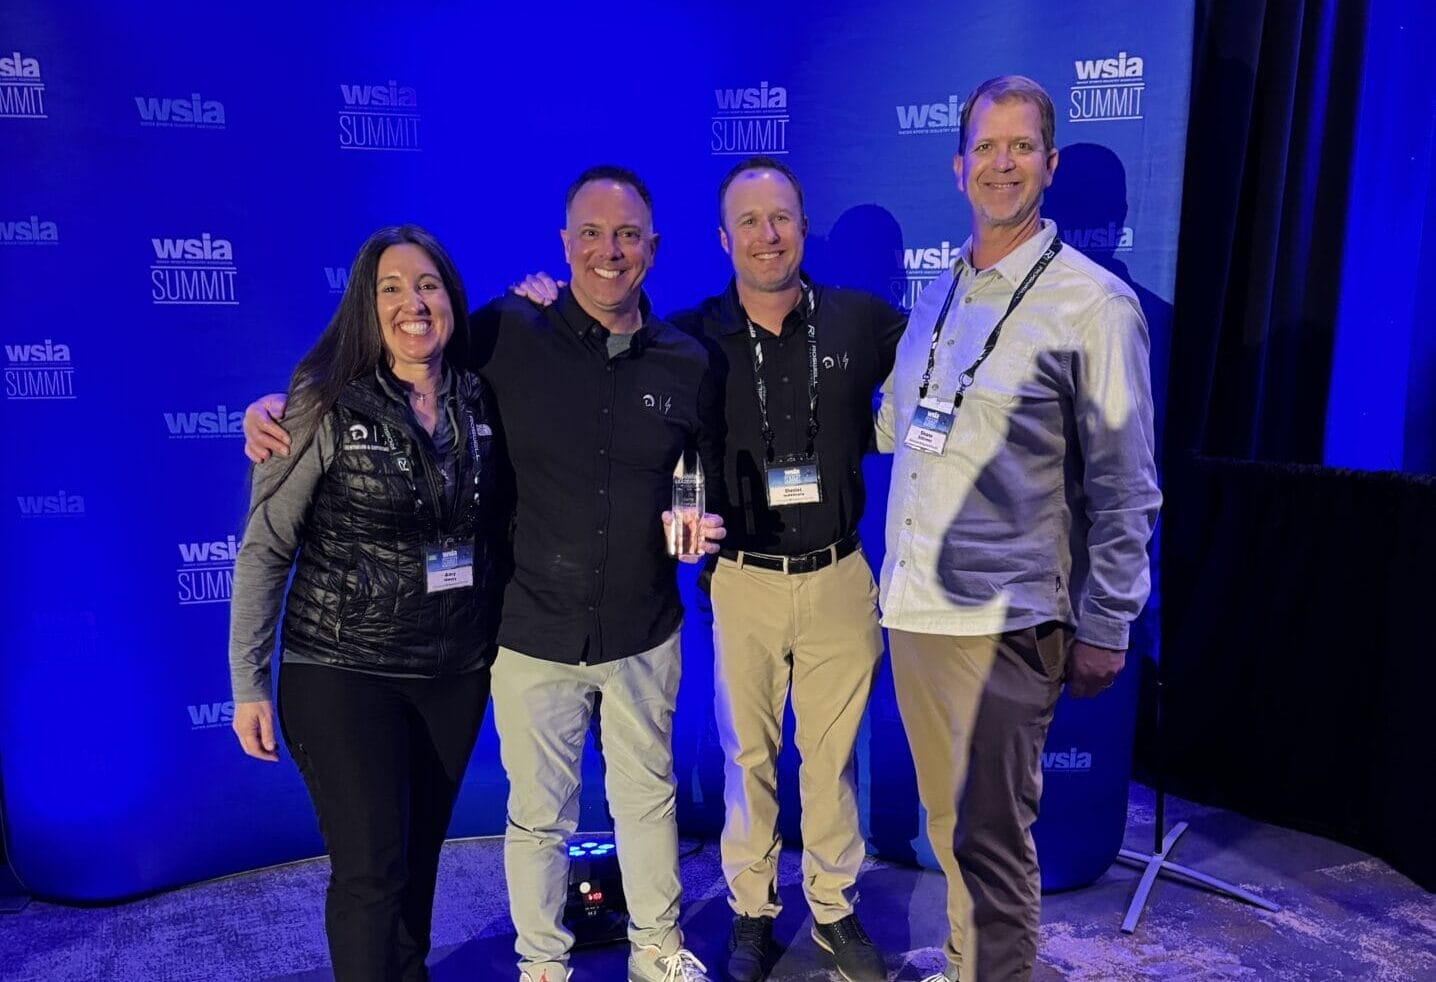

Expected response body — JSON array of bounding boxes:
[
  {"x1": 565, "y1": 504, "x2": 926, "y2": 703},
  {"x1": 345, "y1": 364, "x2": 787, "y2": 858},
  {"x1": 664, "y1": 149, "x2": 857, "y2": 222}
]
[
  {"x1": 516, "y1": 157, "x2": 904, "y2": 982},
  {"x1": 244, "y1": 168, "x2": 722, "y2": 982}
]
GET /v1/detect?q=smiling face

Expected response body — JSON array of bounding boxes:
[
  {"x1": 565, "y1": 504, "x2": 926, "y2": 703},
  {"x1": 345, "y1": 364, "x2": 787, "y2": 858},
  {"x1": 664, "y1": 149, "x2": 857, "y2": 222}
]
[
  {"x1": 954, "y1": 94, "x2": 1059, "y2": 234},
  {"x1": 719, "y1": 167, "x2": 807, "y2": 296},
  {"x1": 560, "y1": 179, "x2": 658, "y2": 324},
  {"x1": 374, "y1": 243, "x2": 453, "y2": 374}
]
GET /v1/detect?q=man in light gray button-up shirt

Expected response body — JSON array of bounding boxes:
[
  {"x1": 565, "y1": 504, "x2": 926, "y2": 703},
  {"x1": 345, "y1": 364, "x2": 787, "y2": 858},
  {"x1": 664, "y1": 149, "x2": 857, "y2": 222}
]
[{"x1": 875, "y1": 76, "x2": 1161, "y2": 982}]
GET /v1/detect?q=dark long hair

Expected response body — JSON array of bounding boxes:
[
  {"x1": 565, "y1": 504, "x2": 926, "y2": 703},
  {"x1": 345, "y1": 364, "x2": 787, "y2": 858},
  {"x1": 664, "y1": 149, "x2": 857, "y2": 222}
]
[{"x1": 269, "y1": 224, "x2": 471, "y2": 493}]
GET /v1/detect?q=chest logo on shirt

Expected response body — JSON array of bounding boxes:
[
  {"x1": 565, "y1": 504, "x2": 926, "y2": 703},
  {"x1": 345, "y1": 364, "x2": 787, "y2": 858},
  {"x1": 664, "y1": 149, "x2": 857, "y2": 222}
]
[
  {"x1": 642, "y1": 392, "x2": 673, "y2": 415},
  {"x1": 821, "y1": 352, "x2": 850, "y2": 371},
  {"x1": 341, "y1": 420, "x2": 396, "y2": 452}
]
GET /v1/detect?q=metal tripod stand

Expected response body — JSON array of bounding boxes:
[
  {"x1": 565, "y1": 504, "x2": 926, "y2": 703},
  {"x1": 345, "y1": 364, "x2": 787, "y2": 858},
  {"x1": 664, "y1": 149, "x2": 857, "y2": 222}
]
[{"x1": 1116, "y1": 671, "x2": 1279, "y2": 933}]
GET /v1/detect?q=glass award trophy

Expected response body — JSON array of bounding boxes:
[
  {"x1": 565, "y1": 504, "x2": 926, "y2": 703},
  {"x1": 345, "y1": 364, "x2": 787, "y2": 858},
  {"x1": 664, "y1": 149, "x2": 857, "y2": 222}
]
[{"x1": 668, "y1": 452, "x2": 704, "y2": 558}]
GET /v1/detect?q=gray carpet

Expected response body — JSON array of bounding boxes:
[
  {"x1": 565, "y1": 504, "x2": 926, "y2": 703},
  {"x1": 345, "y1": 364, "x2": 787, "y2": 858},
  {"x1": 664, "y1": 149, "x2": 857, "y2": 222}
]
[{"x1": 2, "y1": 786, "x2": 1432, "y2": 981}]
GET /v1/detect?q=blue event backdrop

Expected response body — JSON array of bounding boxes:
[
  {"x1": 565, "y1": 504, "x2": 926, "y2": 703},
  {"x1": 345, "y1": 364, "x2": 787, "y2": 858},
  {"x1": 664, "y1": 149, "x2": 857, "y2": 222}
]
[{"x1": 0, "y1": 1, "x2": 1191, "y2": 902}]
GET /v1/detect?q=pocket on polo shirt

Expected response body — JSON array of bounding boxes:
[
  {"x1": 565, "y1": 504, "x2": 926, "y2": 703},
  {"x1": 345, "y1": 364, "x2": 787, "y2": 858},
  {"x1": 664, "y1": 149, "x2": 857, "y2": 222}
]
[{"x1": 962, "y1": 338, "x2": 1038, "y2": 407}]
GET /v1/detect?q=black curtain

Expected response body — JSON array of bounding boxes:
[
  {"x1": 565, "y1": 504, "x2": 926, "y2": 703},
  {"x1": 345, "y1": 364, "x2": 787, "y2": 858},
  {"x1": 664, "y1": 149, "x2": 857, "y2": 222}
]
[
  {"x1": 1153, "y1": 0, "x2": 1434, "y2": 889},
  {"x1": 1165, "y1": 0, "x2": 1369, "y2": 466}
]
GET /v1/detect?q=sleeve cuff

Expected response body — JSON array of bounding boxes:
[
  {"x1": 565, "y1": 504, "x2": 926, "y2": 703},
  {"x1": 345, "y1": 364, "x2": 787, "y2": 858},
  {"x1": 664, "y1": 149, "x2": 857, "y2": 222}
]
[
  {"x1": 231, "y1": 670, "x2": 272, "y2": 705},
  {"x1": 1075, "y1": 610, "x2": 1131, "y2": 651}
]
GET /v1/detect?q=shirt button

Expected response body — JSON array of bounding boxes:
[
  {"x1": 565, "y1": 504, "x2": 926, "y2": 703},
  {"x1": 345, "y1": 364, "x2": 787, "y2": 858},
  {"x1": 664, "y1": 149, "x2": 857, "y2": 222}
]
[
  {"x1": 593, "y1": 567, "x2": 600, "y2": 574},
  {"x1": 587, "y1": 604, "x2": 596, "y2": 612},
  {"x1": 598, "y1": 448, "x2": 607, "y2": 456},
  {"x1": 601, "y1": 407, "x2": 610, "y2": 414},
  {"x1": 910, "y1": 472, "x2": 917, "y2": 479},
  {"x1": 781, "y1": 375, "x2": 790, "y2": 383},
  {"x1": 905, "y1": 518, "x2": 912, "y2": 526},
  {"x1": 784, "y1": 413, "x2": 793, "y2": 420},
  {"x1": 606, "y1": 364, "x2": 614, "y2": 373},
  {"x1": 947, "y1": 339, "x2": 955, "y2": 346},
  {"x1": 964, "y1": 296, "x2": 973, "y2": 304},
  {"x1": 900, "y1": 560, "x2": 907, "y2": 567},
  {"x1": 597, "y1": 529, "x2": 606, "y2": 536},
  {"x1": 598, "y1": 488, "x2": 606, "y2": 495}
]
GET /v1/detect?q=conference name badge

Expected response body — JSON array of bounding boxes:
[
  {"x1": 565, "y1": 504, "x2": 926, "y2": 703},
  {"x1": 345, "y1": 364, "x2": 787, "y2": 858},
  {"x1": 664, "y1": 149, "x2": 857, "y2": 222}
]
[
  {"x1": 904, "y1": 398, "x2": 956, "y2": 455},
  {"x1": 765, "y1": 454, "x2": 822, "y2": 506},
  {"x1": 424, "y1": 539, "x2": 474, "y2": 593}
]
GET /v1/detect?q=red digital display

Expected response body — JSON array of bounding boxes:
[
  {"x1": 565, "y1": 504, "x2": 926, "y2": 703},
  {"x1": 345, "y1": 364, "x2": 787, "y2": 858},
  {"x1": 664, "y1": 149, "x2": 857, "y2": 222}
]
[{"x1": 586, "y1": 891, "x2": 603, "y2": 902}]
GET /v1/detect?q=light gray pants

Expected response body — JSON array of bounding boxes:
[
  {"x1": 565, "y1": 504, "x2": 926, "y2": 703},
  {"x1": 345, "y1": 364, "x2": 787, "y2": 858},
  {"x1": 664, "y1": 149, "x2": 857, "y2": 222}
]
[{"x1": 491, "y1": 631, "x2": 685, "y2": 980}]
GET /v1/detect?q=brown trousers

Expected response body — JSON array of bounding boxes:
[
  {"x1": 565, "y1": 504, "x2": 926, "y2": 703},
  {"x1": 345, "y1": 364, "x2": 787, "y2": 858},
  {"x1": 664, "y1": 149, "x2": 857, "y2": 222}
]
[{"x1": 889, "y1": 623, "x2": 1069, "y2": 982}]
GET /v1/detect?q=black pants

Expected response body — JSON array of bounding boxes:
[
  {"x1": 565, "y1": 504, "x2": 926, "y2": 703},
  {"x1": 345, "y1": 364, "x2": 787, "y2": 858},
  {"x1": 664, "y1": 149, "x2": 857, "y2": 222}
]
[{"x1": 279, "y1": 662, "x2": 490, "y2": 982}]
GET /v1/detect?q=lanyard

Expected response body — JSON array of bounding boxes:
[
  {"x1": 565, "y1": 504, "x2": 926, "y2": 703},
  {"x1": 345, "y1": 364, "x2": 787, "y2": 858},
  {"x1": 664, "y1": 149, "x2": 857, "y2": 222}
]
[
  {"x1": 917, "y1": 239, "x2": 1062, "y2": 402},
  {"x1": 746, "y1": 284, "x2": 819, "y2": 462},
  {"x1": 390, "y1": 400, "x2": 485, "y2": 523}
]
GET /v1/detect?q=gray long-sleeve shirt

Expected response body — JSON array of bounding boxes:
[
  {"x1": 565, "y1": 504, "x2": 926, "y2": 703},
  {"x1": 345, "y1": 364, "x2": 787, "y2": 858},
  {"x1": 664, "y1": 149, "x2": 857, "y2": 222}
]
[
  {"x1": 228, "y1": 369, "x2": 458, "y2": 703},
  {"x1": 875, "y1": 220, "x2": 1161, "y2": 650}
]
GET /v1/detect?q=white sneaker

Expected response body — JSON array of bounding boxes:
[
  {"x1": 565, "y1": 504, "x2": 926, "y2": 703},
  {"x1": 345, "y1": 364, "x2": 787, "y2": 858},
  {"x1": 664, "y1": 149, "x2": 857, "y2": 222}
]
[
  {"x1": 519, "y1": 968, "x2": 571, "y2": 982},
  {"x1": 628, "y1": 944, "x2": 710, "y2": 982}
]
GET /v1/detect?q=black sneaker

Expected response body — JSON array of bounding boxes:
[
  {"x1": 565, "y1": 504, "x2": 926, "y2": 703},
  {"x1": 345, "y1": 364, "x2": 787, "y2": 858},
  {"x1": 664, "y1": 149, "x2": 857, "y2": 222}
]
[
  {"x1": 811, "y1": 914, "x2": 886, "y2": 982},
  {"x1": 726, "y1": 914, "x2": 773, "y2": 982}
]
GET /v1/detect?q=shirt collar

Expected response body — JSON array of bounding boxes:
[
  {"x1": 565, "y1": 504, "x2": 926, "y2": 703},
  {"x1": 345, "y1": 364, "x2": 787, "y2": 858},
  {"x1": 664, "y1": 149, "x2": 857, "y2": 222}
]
[
  {"x1": 717, "y1": 272, "x2": 816, "y2": 336},
  {"x1": 375, "y1": 360, "x2": 452, "y2": 405},
  {"x1": 955, "y1": 219, "x2": 1059, "y2": 286},
  {"x1": 555, "y1": 285, "x2": 660, "y2": 353}
]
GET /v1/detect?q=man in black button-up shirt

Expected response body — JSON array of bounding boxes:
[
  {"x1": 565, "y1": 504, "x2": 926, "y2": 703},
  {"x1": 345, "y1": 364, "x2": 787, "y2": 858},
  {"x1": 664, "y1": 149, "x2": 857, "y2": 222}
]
[
  {"x1": 515, "y1": 157, "x2": 904, "y2": 982},
  {"x1": 478, "y1": 169, "x2": 721, "y2": 982},
  {"x1": 671, "y1": 275, "x2": 901, "y2": 558},
  {"x1": 673, "y1": 160, "x2": 902, "y2": 982},
  {"x1": 473, "y1": 282, "x2": 721, "y2": 665}
]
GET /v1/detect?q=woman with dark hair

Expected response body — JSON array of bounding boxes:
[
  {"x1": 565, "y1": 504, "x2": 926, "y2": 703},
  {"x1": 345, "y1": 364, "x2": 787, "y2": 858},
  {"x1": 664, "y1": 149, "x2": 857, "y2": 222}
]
[{"x1": 228, "y1": 225, "x2": 504, "y2": 982}]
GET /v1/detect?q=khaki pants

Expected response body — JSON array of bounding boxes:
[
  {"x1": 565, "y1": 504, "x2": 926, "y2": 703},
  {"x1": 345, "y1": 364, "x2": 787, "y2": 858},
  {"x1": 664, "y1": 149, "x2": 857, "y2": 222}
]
[
  {"x1": 889, "y1": 624, "x2": 1069, "y2": 982},
  {"x1": 710, "y1": 548, "x2": 884, "y2": 923},
  {"x1": 491, "y1": 632, "x2": 684, "y2": 981}
]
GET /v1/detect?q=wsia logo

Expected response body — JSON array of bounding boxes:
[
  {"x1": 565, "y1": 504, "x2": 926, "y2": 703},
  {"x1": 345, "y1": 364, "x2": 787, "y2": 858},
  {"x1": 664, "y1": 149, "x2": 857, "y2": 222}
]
[
  {"x1": 896, "y1": 95, "x2": 960, "y2": 135},
  {"x1": 134, "y1": 92, "x2": 226, "y2": 129},
  {"x1": 1069, "y1": 51, "x2": 1145, "y2": 123},
  {"x1": 711, "y1": 80, "x2": 789, "y2": 156},
  {"x1": 1041, "y1": 746, "x2": 1093, "y2": 771},
  {"x1": 0, "y1": 215, "x2": 58, "y2": 245},
  {"x1": 1062, "y1": 223, "x2": 1134, "y2": 253},
  {"x1": 5, "y1": 338, "x2": 74, "y2": 400},
  {"x1": 150, "y1": 233, "x2": 238, "y2": 305},
  {"x1": 325, "y1": 265, "x2": 350, "y2": 293},
  {"x1": 15, "y1": 490, "x2": 85, "y2": 518},
  {"x1": 177, "y1": 534, "x2": 238, "y2": 606},
  {"x1": 163, "y1": 405, "x2": 245, "y2": 439},
  {"x1": 187, "y1": 700, "x2": 235, "y2": 730},
  {"x1": 890, "y1": 241, "x2": 962, "y2": 311},
  {"x1": 338, "y1": 80, "x2": 421, "y2": 151},
  {"x1": 0, "y1": 50, "x2": 46, "y2": 119}
]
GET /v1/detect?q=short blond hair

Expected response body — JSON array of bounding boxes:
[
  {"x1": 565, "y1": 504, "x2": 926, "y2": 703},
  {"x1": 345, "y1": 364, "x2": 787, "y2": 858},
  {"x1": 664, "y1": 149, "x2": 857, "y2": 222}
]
[{"x1": 958, "y1": 75, "x2": 1056, "y2": 154}]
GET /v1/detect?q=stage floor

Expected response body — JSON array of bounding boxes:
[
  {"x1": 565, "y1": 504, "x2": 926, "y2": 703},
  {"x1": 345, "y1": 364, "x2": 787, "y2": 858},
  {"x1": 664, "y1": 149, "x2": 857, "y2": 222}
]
[{"x1": 3, "y1": 784, "x2": 1432, "y2": 981}]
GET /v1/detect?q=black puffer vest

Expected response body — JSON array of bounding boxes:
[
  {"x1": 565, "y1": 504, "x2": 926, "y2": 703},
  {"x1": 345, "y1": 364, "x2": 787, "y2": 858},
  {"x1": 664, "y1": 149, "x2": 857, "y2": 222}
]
[{"x1": 281, "y1": 367, "x2": 501, "y2": 676}]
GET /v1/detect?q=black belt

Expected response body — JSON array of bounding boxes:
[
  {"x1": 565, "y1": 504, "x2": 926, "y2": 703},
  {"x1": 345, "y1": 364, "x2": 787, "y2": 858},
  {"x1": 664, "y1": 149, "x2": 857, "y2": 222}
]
[{"x1": 719, "y1": 532, "x2": 860, "y2": 575}]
